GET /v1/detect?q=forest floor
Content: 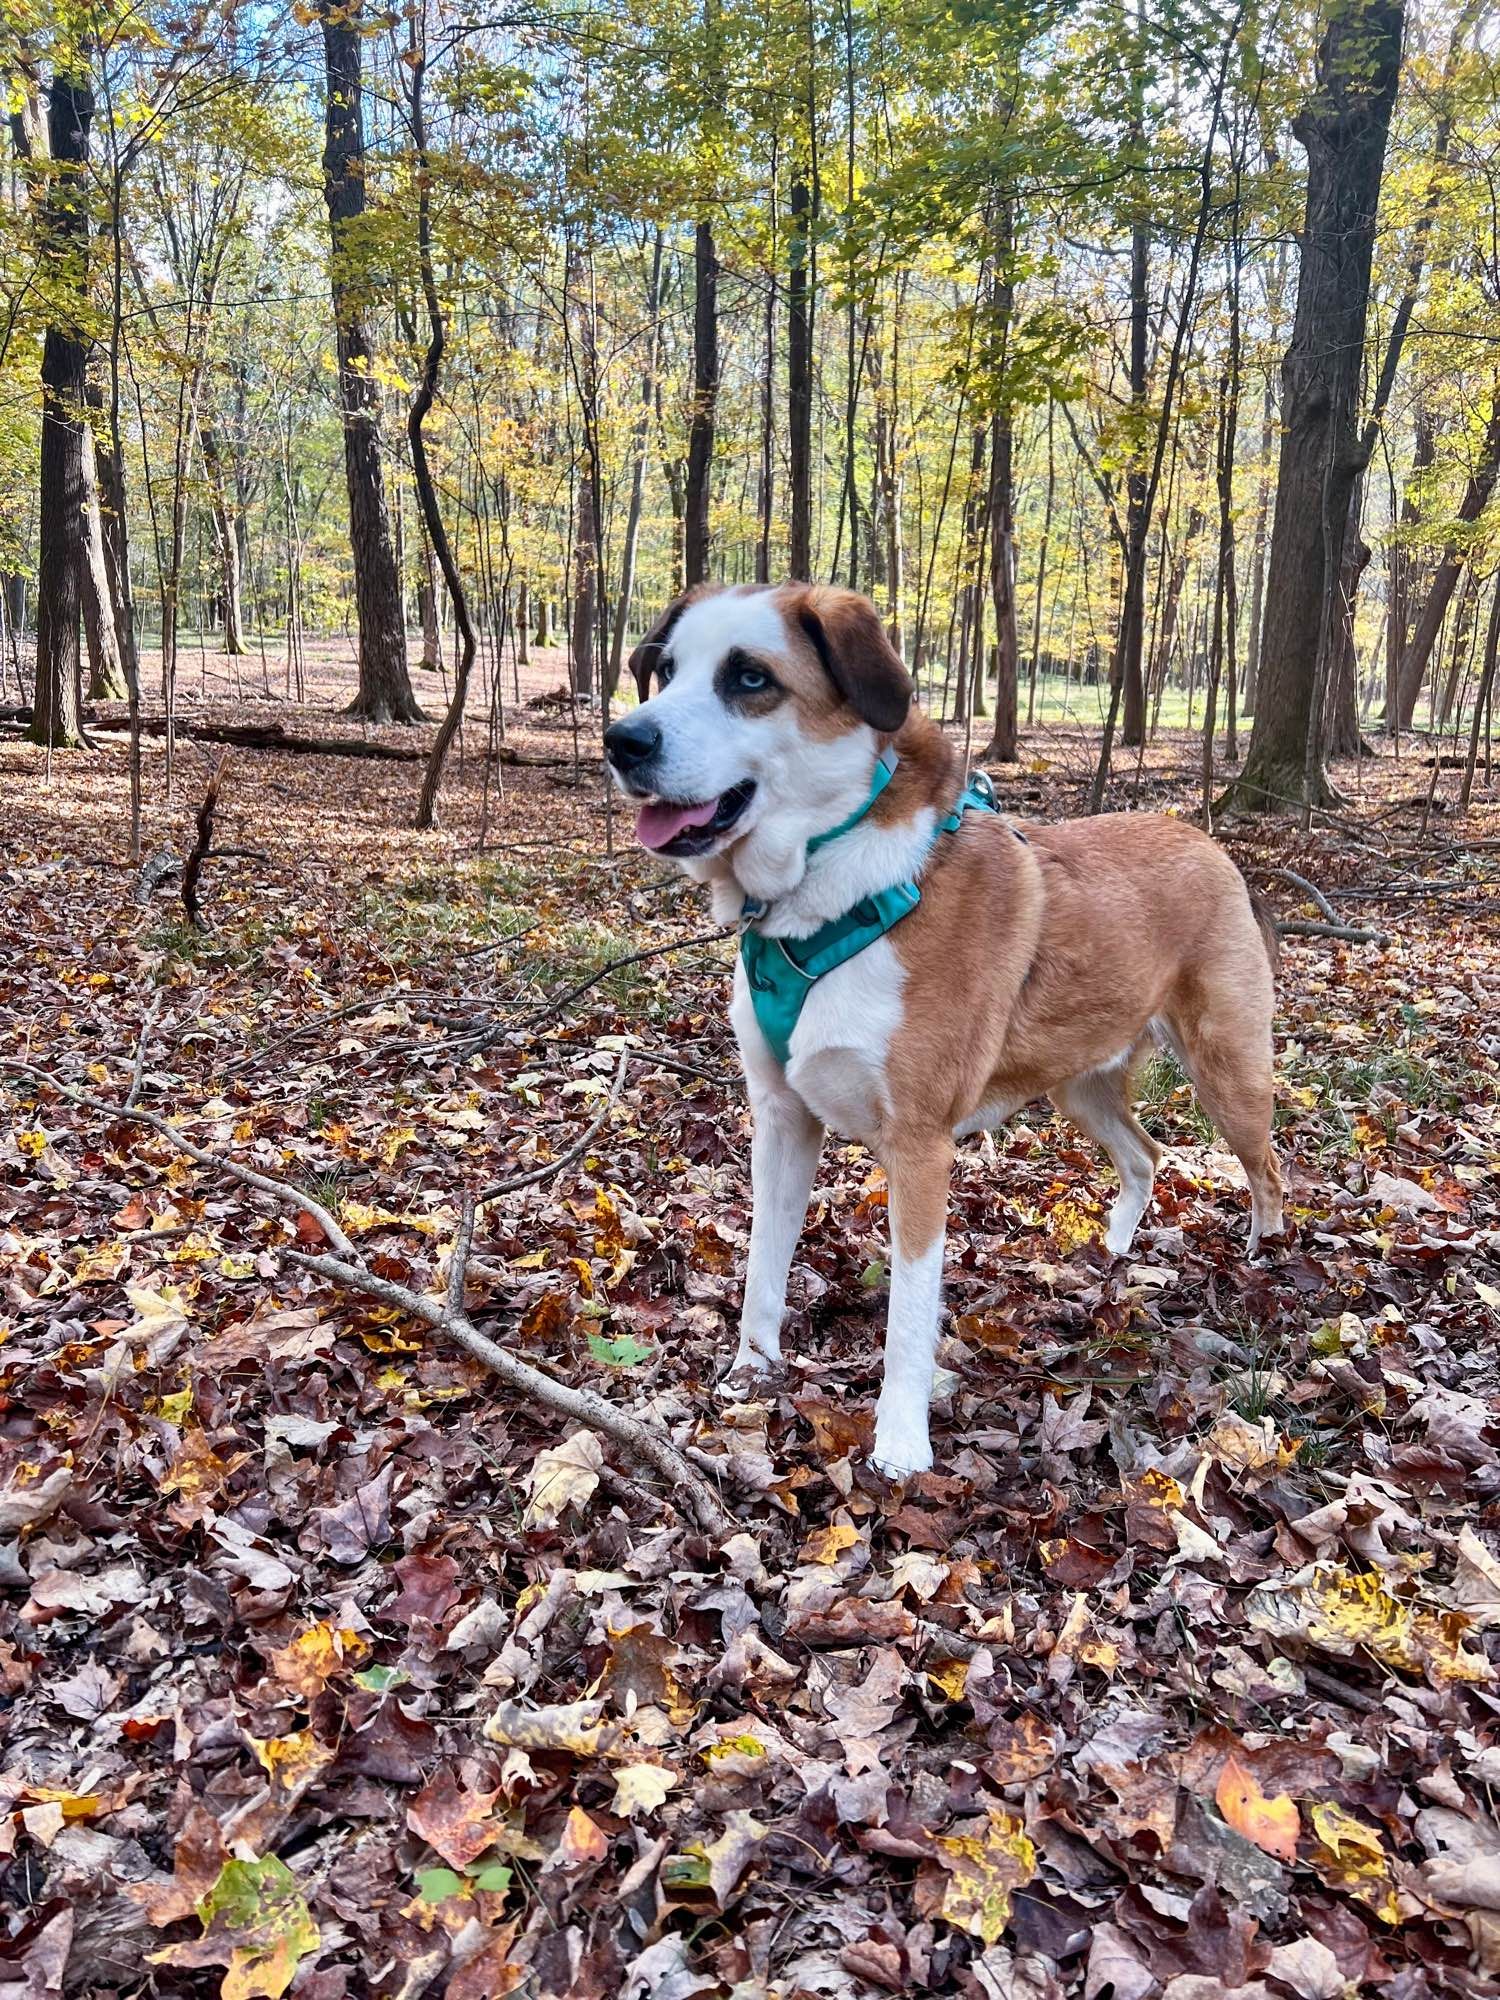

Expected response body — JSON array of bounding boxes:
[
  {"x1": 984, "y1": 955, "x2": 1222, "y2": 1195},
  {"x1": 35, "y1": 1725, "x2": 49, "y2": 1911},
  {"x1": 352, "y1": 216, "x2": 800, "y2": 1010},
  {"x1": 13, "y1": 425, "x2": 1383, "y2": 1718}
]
[{"x1": 1, "y1": 637, "x2": 1499, "y2": 2000}]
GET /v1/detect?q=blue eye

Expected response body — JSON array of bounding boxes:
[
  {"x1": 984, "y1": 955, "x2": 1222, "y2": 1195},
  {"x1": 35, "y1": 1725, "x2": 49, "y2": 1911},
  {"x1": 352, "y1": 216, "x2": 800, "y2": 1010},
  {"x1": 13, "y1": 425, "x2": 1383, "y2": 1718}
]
[
  {"x1": 656, "y1": 658, "x2": 675, "y2": 688},
  {"x1": 735, "y1": 665, "x2": 770, "y2": 692}
]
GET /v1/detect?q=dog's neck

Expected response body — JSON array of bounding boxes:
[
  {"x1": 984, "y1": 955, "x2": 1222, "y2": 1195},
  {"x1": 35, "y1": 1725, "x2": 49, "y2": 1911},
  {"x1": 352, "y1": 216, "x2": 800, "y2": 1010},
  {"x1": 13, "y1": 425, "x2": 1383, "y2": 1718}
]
[{"x1": 700, "y1": 709, "x2": 963, "y2": 938}]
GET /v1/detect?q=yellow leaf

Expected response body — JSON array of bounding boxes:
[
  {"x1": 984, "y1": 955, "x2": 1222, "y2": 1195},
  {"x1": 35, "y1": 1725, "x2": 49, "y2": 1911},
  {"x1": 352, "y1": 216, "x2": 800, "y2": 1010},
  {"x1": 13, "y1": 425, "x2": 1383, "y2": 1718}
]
[
  {"x1": 1248, "y1": 1562, "x2": 1492, "y2": 1685},
  {"x1": 936, "y1": 1810, "x2": 1036, "y2": 1943},
  {"x1": 1308, "y1": 1801, "x2": 1401, "y2": 1924},
  {"x1": 483, "y1": 1698, "x2": 620, "y2": 1758},
  {"x1": 249, "y1": 1729, "x2": 334, "y2": 1794},
  {"x1": 611, "y1": 1764, "x2": 678, "y2": 1818},
  {"x1": 800, "y1": 1523, "x2": 860, "y2": 1565},
  {"x1": 339, "y1": 1200, "x2": 401, "y2": 1235},
  {"x1": 380, "y1": 1126, "x2": 418, "y2": 1166},
  {"x1": 155, "y1": 1384, "x2": 193, "y2": 1424},
  {"x1": 15, "y1": 1127, "x2": 47, "y2": 1157},
  {"x1": 556, "y1": 1806, "x2": 607, "y2": 1866},
  {"x1": 17, "y1": 1785, "x2": 101, "y2": 1821},
  {"x1": 74, "y1": 1239, "x2": 130, "y2": 1283},
  {"x1": 1047, "y1": 1197, "x2": 1101, "y2": 1254},
  {"x1": 1215, "y1": 1754, "x2": 1300, "y2": 1862},
  {"x1": 927, "y1": 1659, "x2": 969, "y2": 1702},
  {"x1": 270, "y1": 1623, "x2": 366, "y2": 1700}
]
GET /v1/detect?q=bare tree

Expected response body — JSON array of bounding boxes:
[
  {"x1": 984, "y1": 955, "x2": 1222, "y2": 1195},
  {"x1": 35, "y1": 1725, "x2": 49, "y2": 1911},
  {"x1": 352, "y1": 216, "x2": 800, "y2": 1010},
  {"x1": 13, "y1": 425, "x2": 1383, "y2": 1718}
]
[{"x1": 318, "y1": 0, "x2": 424, "y2": 724}]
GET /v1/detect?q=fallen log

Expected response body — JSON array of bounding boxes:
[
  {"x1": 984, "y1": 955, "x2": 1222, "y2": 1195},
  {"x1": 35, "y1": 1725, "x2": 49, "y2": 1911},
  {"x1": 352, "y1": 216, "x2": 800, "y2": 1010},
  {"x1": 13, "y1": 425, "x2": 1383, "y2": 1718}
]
[{"x1": 1, "y1": 705, "x2": 576, "y2": 767}]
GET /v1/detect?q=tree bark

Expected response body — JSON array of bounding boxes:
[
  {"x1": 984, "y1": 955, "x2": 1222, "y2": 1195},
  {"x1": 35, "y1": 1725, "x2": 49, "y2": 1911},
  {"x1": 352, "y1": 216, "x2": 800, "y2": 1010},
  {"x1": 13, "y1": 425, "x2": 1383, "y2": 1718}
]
[
  {"x1": 81, "y1": 420, "x2": 126, "y2": 700},
  {"x1": 200, "y1": 422, "x2": 247, "y2": 655},
  {"x1": 318, "y1": 0, "x2": 424, "y2": 724},
  {"x1": 610, "y1": 230, "x2": 665, "y2": 695},
  {"x1": 685, "y1": 220, "x2": 718, "y2": 586},
  {"x1": 1227, "y1": 0, "x2": 1405, "y2": 813},
  {"x1": 1394, "y1": 396, "x2": 1500, "y2": 729},
  {"x1": 28, "y1": 74, "x2": 93, "y2": 750},
  {"x1": 982, "y1": 201, "x2": 1019, "y2": 762},
  {"x1": 787, "y1": 169, "x2": 813, "y2": 582}
]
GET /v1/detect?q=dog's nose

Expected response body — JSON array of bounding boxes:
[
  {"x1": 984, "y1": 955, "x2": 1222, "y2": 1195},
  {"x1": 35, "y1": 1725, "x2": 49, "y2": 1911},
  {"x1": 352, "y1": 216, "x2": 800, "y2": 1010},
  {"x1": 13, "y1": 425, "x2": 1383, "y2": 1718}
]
[{"x1": 604, "y1": 716, "x2": 662, "y2": 772}]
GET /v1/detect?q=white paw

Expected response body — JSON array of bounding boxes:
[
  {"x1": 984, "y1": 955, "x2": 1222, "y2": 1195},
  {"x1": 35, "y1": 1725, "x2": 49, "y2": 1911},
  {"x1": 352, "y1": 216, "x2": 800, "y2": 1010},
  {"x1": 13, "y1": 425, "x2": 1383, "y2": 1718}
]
[
  {"x1": 870, "y1": 1430, "x2": 933, "y2": 1483},
  {"x1": 1104, "y1": 1226, "x2": 1136, "y2": 1258},
  {"x1": 723, "y1": 1342, "x2": 779, "y2": 1394}
]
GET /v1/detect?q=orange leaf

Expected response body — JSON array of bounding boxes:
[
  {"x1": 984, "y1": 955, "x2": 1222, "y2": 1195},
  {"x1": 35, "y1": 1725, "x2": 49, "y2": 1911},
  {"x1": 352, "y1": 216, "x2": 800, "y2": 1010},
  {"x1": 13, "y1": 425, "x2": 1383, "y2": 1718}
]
[{"x1": 1215, "y1": 1754, "x2": 1300, "y2": 1862}]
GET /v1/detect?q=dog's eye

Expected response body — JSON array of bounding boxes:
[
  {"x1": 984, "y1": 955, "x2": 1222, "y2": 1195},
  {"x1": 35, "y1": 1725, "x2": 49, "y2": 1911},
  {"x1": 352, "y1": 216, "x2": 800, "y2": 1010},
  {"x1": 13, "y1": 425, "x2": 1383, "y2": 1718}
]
[
  {"x1": 655, "y1": 657, "x2": 675, "y2": 689},
  {"x1": 731, "y1": 662, "x2": 770, "y2": 693}
]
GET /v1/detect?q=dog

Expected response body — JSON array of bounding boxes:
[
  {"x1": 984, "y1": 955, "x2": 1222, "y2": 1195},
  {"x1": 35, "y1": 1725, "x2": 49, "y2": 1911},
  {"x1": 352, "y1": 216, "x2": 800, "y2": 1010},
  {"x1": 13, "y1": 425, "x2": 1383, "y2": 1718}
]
[{"x1": 604, "y1": 582, "x2": 1282, "y2": 1480}]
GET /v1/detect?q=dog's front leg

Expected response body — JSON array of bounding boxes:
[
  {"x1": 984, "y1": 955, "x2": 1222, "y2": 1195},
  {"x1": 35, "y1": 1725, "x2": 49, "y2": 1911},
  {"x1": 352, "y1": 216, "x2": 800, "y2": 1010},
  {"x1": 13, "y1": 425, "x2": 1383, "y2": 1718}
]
[
  {"x1": 732, "y1": 1082, "x2": 824, "y2": 1375},
  {"x1": 872, "y1": 1134, "x2": 954, "y2": 1479}
]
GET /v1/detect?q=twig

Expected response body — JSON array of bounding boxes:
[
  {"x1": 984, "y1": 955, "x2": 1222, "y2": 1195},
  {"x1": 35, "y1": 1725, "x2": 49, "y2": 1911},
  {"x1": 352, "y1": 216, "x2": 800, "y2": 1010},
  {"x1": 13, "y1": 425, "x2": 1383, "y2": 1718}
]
[
  {"x1": 447, "y1": 1193, "x2": 475, "y2": 1315},
  {"x1": 123, "y1": 992, "x2": 163, "y2": 1113},
  {"x1": 2, "y1": 1058, "x2": 734, "y2": 1539},
  {"x1": 476, "y1": 1050, "x2": 629, "y2": 1203},
  {"x1": 1260, "y1": 865, "x2": 1339, "y2": 923},
  {"x1": 182, "y1": 753, "x2": 230, "y2": 932},
  {"x1": 520, "y1": 927, "x2": 734, "y2": 1034},
  {"x1": 1276, "y1": 919, "x2": 1388, "y2": 945}
]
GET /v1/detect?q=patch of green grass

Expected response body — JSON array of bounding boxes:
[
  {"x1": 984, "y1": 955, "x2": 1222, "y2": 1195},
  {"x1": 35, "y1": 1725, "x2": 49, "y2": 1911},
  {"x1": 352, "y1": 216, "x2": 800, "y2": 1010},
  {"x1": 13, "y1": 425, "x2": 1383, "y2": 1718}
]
[
  {"x1": 1137, "y1": 1052, "x2": 1217, "y2": 1145},
  {"x1": 1279, "y1": 1041, "x2": 1477, "y2": 1158}
]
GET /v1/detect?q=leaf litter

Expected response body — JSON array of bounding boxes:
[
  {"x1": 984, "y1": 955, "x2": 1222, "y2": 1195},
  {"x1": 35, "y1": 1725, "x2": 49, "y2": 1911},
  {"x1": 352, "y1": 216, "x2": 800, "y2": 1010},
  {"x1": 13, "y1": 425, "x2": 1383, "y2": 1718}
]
[{"x1": 0, "y1": 693, "x2": 1498, "y2": 1995}]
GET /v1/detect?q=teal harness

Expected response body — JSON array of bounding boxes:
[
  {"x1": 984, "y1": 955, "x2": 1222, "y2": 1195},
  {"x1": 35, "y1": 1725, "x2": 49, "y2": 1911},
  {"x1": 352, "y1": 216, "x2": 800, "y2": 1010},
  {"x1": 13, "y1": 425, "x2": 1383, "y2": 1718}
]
[{"x1": 739, "y1": 750, "x2": 1003, "y2": 1066}]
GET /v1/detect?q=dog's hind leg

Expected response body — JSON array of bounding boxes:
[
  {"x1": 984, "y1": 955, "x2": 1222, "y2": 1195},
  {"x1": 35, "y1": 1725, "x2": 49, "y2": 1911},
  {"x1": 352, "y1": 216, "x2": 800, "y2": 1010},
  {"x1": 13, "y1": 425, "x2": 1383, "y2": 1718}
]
[
  {"x1": 1052, "y1": 1059, "x2": 1163, "y2": 1257},
  {"x1": 872, "y1": 1133, "x2": 954, "y2": 1480},
  {"x1": 1164, "y1": 1004, "x2": 1283, "y2": 1252},
  {"x1": 732, "y1": 1082, "x2": 824, "y2": 1375},
  {"x1": 1176, "y1": 1016, "x2": 1280, "y2": 1248}
]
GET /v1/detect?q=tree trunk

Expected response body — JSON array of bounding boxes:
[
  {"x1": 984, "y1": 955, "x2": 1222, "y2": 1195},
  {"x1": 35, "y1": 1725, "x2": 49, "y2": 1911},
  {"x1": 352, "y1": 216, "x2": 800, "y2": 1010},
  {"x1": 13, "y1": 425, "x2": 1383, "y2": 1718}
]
[
  {"x1": 1387, "y1": 403, "x2": 1434, "y2": 723},
  {"x1": 1228, "y1": 0, "x2": 1405, "y2": 813},
  {"x1": 1323, "y1": 493, "x2": 1372, "y2": 758},
  {"x1": 318, "y1": 0, "x2": 424, "y2": 724},
  {"x1": 1243, "y1": 369, "x2": 1274, "y2": 714},
  {"x1": 982, "y1": 202, "x2": 1019, "y2": 762},
  {"x1": 757, "y1": 151, "x2": 778, "y2": 585},
  {"x1": 610, "y1": 230, "x2": 665, "y2": 695},
  {"x1": 81, "y1": 421, "x2": 126, "y2": 700},
  {"x1": 1119, "y1": 207, "x2": 1149, "y2": 747},
  {"x1": 29, "y1": 74, "x2": 93, "y2": 751},
  {"x1": 200, "y1": 422, "x2": 247, "y2": 655},
  {"x1": 1395, "y1": 396, "x2": 1500, "y2": 728},
  {"x1": 685, "y1": 220, "x2": 718, "y2": 586},
  {"x1": 787, "y1": 168, "x2": 813, "y2": 582},
  {"x1": 419, "y1": 528, "x2": 441, "y2": 670}
]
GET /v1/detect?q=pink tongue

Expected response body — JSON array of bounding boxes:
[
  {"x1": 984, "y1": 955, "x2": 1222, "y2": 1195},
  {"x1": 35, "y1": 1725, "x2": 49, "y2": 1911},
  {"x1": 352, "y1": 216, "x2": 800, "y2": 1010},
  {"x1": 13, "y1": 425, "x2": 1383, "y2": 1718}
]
[{"x1": 635, "y1": 795, "x2": 721, "y2": 850}]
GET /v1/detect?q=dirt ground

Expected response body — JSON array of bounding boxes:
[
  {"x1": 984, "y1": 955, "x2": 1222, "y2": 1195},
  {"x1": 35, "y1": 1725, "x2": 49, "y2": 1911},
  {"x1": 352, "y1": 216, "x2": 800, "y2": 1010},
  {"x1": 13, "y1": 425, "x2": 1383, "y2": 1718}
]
[{"x1": 1, "y1": 635, "x2": 1498, "y2": 1998}]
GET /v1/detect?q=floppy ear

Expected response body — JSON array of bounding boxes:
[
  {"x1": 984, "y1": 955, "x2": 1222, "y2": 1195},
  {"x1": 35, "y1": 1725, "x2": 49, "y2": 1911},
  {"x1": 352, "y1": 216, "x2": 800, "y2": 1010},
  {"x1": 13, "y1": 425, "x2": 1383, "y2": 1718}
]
[
  {"x1": 627, "y1": 583, "x2": 722, "y2": 701},
  {"x1": 795, "y1": 587, "x2": 913, "y2": 734}
]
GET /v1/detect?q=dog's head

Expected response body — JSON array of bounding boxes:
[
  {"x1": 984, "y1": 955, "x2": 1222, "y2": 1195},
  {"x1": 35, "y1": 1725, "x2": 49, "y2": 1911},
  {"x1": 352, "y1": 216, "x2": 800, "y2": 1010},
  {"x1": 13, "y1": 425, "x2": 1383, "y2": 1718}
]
[{"x1": 605, "y1": 583, "x2": 912, "y2": 893}]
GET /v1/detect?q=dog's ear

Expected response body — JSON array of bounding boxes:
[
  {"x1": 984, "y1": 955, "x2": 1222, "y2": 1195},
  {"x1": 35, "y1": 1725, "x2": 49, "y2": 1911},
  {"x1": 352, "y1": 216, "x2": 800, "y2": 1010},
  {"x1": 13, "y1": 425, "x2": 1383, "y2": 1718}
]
[
  {"x1": 794, "y1": 587, "x2": 912, "y2": 734},
  {"x1": 627, "y1": 584, "x2": 721, "y2": 701}
]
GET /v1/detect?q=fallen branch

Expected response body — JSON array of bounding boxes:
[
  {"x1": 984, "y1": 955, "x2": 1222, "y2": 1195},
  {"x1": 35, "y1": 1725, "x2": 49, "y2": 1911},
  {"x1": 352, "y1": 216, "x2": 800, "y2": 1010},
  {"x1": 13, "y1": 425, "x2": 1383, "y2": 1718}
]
[
  {"x1": 1, "y1": 705, "x2": 575, "y2": 767},
  {"x1": 1260, "y1": 865, "x2": 1339, "y2": 924},
  {"x1": 521, "y1": 926, "x2": 735, "y2": 1033},
  {"x1": 181, "y1": 753, "x2": 230, "y2": 930},
  {"x1": 2, "y1": 1061, "x2": 733, "y2": 1538},
  {"x1": 476, "y1": 1049, "x2": 629, "y2": 1203},
  {"x1": 1276, "y1": 919, "x2": 1388, "y2": 945}
]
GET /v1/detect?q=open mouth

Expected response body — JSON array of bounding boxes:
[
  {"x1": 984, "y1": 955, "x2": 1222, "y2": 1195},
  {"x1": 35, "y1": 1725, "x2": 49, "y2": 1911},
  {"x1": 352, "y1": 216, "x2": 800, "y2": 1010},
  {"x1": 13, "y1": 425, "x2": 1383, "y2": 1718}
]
[{"x1": 633, "y1": 780, "x2": 756, "y2": 856}]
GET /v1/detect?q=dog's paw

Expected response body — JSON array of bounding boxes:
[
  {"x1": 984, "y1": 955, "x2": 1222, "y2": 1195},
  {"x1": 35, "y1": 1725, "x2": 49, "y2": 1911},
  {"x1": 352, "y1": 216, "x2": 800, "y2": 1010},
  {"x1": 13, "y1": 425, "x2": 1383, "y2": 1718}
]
[
  {"x1": 721, "y1": 1349, "x2": 781, "y2": 1398},
  {"x1": 870, "y1": 1434, "x2": 934, "y2": 1483}
]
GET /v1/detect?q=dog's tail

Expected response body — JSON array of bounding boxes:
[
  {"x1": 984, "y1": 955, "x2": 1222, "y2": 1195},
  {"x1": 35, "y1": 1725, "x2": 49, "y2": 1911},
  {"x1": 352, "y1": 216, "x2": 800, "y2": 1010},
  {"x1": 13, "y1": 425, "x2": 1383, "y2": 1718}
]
[{"x1": 1247, "y1": 887, "x2": 1281, "y2": 977}]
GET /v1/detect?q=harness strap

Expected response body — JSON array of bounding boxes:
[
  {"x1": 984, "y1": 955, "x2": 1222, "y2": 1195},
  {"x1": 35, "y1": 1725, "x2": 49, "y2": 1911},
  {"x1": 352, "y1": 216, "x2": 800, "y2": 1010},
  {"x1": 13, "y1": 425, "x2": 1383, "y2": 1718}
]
[{"x1": 741, "y1": 762, "x2": 1009, "y2": 1066}]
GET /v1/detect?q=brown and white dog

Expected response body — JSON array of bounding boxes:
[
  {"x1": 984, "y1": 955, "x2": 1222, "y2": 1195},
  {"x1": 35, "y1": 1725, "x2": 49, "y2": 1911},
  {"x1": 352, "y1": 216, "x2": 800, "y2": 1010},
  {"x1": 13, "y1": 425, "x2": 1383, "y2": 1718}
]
[{"x1": 606, "y1": 582, "x2": 1282, "y2": 1479}]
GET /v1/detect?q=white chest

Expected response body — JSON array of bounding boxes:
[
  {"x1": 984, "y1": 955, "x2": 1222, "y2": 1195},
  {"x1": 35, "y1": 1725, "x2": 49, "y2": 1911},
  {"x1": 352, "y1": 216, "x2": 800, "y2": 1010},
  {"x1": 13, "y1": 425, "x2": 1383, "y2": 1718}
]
[{"x1": 732, "y1": 938, "x2": 907, "y2": 1147}]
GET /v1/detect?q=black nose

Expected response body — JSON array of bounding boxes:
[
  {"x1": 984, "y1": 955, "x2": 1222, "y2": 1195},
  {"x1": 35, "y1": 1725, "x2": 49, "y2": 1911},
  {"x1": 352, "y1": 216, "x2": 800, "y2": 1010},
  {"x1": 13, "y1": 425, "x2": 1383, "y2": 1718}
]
[{"x1": 604, "y1": 716, "x2": 661, "y2": 772}]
